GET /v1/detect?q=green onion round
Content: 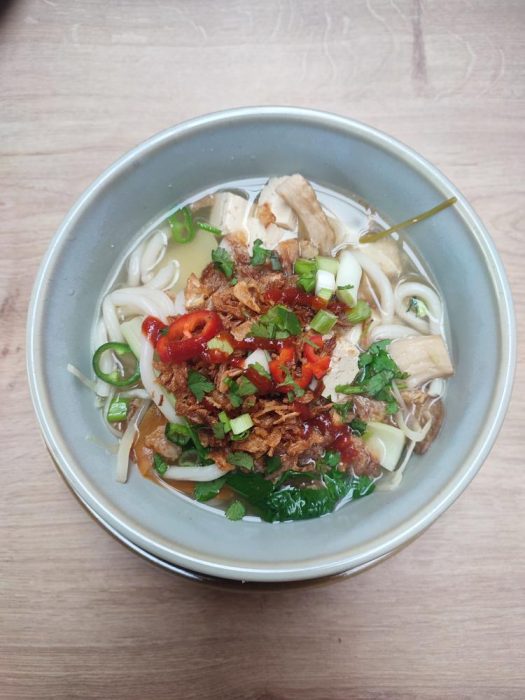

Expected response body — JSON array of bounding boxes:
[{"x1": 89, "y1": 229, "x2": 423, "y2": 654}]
[
  {"x1": 92, "y1": 342, "x2": 141, "y2": 387},
  {"x1": 310, "y1": 309, "x2": 338, "y2": 334}
]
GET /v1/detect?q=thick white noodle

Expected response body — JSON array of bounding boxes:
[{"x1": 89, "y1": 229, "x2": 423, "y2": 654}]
[
  {"x1": 145, "y1": 260, "x2": 180, "y2": 291},
  {"x1": 102, "y1": 296, "x2": 124, "y2": 342},
  {"x1": 127, "y1": 242, "x2": 145, "y2": 287},
  {"x1": 352, "y1": 250, "x2": 394, "y2": 323},
  {"x1": 163, "y1": 465, "x2": 226, "y2": 481},
  {"x1": 139, "y1": 338, "x2": 182, "y2": 424},
  {"x1": 140, "y1": 230, "x2": 168, "y2": 283},
  {"x1": 116, "y1": 400, "x2": 150, "y2": 483},
  {"x1": 110, "y1": 288, "x2": 175, "y2": 322},
  {"x1": 394, "y1": 281, "x2": 442, "y2": 334},
  {"x1": 347, "y1": 323, "x2": 363, "y2": 345},
  {"x1": 93, "y1": 318, "x2": 113, "y2": 397},
  {"x1": 368, "y1": 324, "x2": 420, "y2": 343}
]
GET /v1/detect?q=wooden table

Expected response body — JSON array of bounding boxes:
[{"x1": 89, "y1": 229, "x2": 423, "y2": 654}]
[{"x1": 1, "y1": 1, "x2": 523, "y2": 697}]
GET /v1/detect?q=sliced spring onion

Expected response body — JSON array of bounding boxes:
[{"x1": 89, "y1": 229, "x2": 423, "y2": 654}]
[
  {"x1": 298, "y1": 275, "x2": 316, "y2": 294},
  {"x1": 218, "y1": 411, "x2": 232, "y2": 433},
  {"x1": 165, "y1": 422, "x2": 191, "y2": 446},
  {"x1": 310, "y1": 309, "x2": 338, "y2": 334},
  {"x1": 230, "y1": 414, "x2": 254, "y2": 435},
  {"x1": 207, "y1": 336, "x2": 234, "y2": 355},
  {"x1": 294, "y1": 258, "x2": 317, "y2": 276},
  {"x1": 92, "y1": 342, "x2": 141, "y2": 387},
  {"x1": 107, "y1": 396, "x2": 129, "y2": 423},
  {"x1": 359, "y1": 196, "x2": 458, "y2": 244},
  {"x1": 335, "y1": 250, "x2": 361, "y2": 307},
  {"x1": 346, "y1": 300, "x2": 372, "y2": 324},
  {"x1": 316, "y1": 256, "x2": 339, "y2": 275},
  {"x1": 168, "y1": 207, "x2": 196, "y2": 244},
  {"x1": 317, "y1": 288, "x2": 333, "y2": 302},
  {"x1": 196, "y1": 220, "x2": 222, "y2": 236},
  {"x1": 315, "y1": 269, "x2": 336, "y2": 298}
]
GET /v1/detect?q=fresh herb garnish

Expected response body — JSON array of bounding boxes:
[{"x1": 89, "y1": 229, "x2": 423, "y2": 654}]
[
  {"x1": 184, "y1": 420, "x2": 213, "y2": 465},
  {"x1": 333, "y1": 401, "x2": 353, "y2": 421},
  {"x1": 212, "y1": 422, "x2": 226, "y2": 439},
  {"x1": 237, "y1": 376, "x2": 257, "y2": 396},
  {"x1": 318, "y1": 450, "x2": 341, "y2": 468},
  {"x1": 349, "y1": 418, "x2": 367, "y2": 436},
  {"x1": 153, "y1": 454, "x2": 168, "y2": 475},
  {"x1": 250, "y1": 304, "x2": 301, "y2": 339},
  {"x1": 188, "y1": 369, "x2": 214, "y2": 402},
  {"x1": 250, "y1": 239, "x2": 271, "y2": 266},
  {"x1": 211, "y1": 247, "x2": 235, "y2": 279},
  {"x1": 225, "y1": 500, "x2": 246, "y2": 521},
  {"x1": 227, "y1": 451, "x2": 255, "y2": 470},
  {"x1": 278, "y1": 367, "x2": 306, "y2": 398},
  {"x1": 196, "y1": 221, "x2": 222, "y2": 236},
  {"x1": 251, "y1": 362, "x2": 271, "y2": 380},
  {"x1": 264, "y1": 455, "x2": 282, "y2": 474},
  {"x1": 335, "y1": 340, "x2": 407, "y2": 414},
  {"x1": 165, "y1": 422, "x2": 192, "y2": 446},
  {"x1": 193, "y1": 475, "x2": 227, "y2": 502}
]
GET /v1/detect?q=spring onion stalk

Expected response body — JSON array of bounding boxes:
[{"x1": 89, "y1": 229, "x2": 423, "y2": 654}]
[
  {"x1": 315, "y1": 269, "x2": 336, "y2": 298},
  {"x1": 359, "y1": 196, "x2": 457, "y2": 244},
  {"x1": 163, "y1": 464, "x2": 226, "y2": 481},
  {"x1": 363, "y1": 422, "x2": 406, "y2": 472},
  {"x1": 207, "y1": 336, "x2": 234, "y2": 355},
  {"x1": 107, "y1": 396, "x2": 129, "y2": 423},
  {"x1": 316, "y1": 256, "x2": 339, "y2": 275},
  {"x1": 310, "y1": 309, "x2": 338, "y2": 334},
  {"x1": 346, "y1": 300, "x2": 371, "y2": 324},
  {"x1": 116, "y1": 399, "x2": 150, "y2": 483},
  {"x1": 229, "y1": 414, "x2": 254, "y2": 435},
  {"x1": 335, "y1": 251, "x2": 361, "y2": 307},
  {"x1": 294, "y1": 258, "x2": 317, "y2": 276},
  {"x1": 245, "y1": 348, "x2": 270, "y2": 374}
]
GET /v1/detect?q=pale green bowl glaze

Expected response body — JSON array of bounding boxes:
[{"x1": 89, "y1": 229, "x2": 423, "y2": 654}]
[{"x1": 27, "y1": 107, "x2": 515, "y2": 583}]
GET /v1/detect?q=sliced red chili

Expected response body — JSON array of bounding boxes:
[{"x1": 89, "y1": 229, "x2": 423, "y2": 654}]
[
  {"x1": 245, "y1": 365, "x2": 274, "y2": 394},
  {"x1": 269, "y1": 346, "x2": 295, "y2": 384},
  {"x1": 142, "y1": 316, "x2": 166, "y2": 344},
  {"x1": 148, "y1": 311, "x2": 222, "y2": 364},
  {"x1": 303, "y1": 334, "x2": 331, "y2": 379}
]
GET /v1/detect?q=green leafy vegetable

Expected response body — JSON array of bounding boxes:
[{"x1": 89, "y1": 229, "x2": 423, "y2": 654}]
[
  {"x1": 335, "y1": 340, "x2": 408, "y2": 414},
  {"x1": 237, "y1": 376, "x2": 257, "y2": 397},
  {"x1": 407, "y1": 297, "x2": 429, "y2": 318},
  {"x1": 227, "y1": 451, "x2": 255, "y2": 470},
  {"x1": 251, "y1": 239, "x2": 270, "y2": 266},
  {"x1": 183, "y1": 420, "x2": 212, "y2": 465},
  {"x1": 349, "y1": 418, "x2": 367, "y2": 436},
  {"x1": 294, "y1": 258, "x2": 318, "y2": 293},
  {"x1": 277, "y1": 367, "x2": 306, "y2": 398},
  {"x1": 107, "y1": 396, "x2": 129, "y2": 423},
  {"x1": 179, "y1": 449, "x2": 200, "y2": 466},
  {"x1": 188, "y1": 370, "x2": 214, "y2": 402},
  {"x1": 250, "y1": 305, "x2": 302, "y2": 339},
  {"x1": 193, "y1": 476, "x2": 227, "y2": 502},
  {"x1": 251, "y1": 362, "x2": 271, "y2": 380},
  {"x1": 264, "y1": 455, "x2": 282, "y2": 474},
  {"x1": 153, "y1": 454, "x2": 168, "y2": 476},
  {"x1": 346, "y1": 300, "x2": 372, "y2": 324},
  {"x1": 333, "y1": 401, "x2": 353, "y2": 422},
  {"x1": 211, "y1": 247, "x2": 235, "y2": 279},
  {"x1": 318, "y1": 450, "x2": 341, "y2": 468},
  {"x1": 225, "y1": 500, "x2": 246, "y2": 521},
  {"x1": 212, "y1": 422, "x2": 226, "y2": 439}
]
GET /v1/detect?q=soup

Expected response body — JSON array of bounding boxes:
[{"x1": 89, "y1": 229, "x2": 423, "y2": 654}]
[{"x1": 77, "y1": 174, "x2": 454, "y2": 522}]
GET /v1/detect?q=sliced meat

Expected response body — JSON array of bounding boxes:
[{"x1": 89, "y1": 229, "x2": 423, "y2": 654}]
[
  {"x1": 257, "y1": 177, "x2": 298, "y2": 230},
  {"x1": 322, "y1": 330, "x2": 360, "y2": 402},
  {"x1": 352, "y1": 395, "x2": 388, "y2": 423},
  {"x1": 276, "y1": 174, "x2": 335, "y2": 255},
  {"x1": 361, "y1": 239, "x2": 403, "y2": 280},
  {"x1": 144, "y1": 425, "x2": 182, "y2": 463},
  {"x1": 348, "y1": 436, "x2": 382, "y2": 478},
  {"x1": 402, "y1": 389, "x2": 445, "y2": 455},
  {"x1": 389, "y1": 335, "x2": 454, "y2": 388}
]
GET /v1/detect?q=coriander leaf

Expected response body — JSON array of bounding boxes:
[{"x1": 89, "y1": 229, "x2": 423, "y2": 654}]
[
  {"x1": 212, "y1": 422, "x2": 226, "y2": 439},
  {"x1": 227, "y1": 451, "x2": 254, "y2": 470},
  {"x1": 194, "y1": 476, "x2": 227, "y2": 502},
  {"x1": 251, "y1": 362, "x2": 271, "y2": 380},
  {"x1": 264, "y1": 455, "x2": 282, "y2": 474},
  {"x1": 153, "y1": 453, "x2": 168, "y2": 475},
  {"x1": 333, "y1": 401, "x2": 353, "y2": 421},
  {"x1": 319, "y1": 450, "x2": 341, "y2": 468},
  {"x1": 237, "y1": 375, "x2": 257, "y2": 397},
  {"x1": 250, "y1": 239, "x2": 270, "y2": 266},
  {"x1": 225, "y1": 500, "x2": 246, "y2": 521},
  {"x1": 212, "y1": 247, "x2": 234, "y2": 278},
  {"x1": 278, "y1": 367, "x2": 305, "y2": 398},
  {"x1": 349, "y1": 418, "x2": 367, "y2": 436},
  {"x1": 250, "y1": 305, "x2": 301, "y2": 339},
  {"x1": 188, "y1": 369, "x2": 214, "y2": 402}
]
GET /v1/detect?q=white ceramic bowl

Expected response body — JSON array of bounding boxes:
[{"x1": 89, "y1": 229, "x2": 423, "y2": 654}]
[{"x1": 27, "y1": 107, "x2": 515, "y2": 582}]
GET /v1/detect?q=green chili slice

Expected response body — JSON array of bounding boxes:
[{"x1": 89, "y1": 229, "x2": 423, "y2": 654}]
[
  {"x1": 359, "y1": 196, "x2": 457, "y2": 244},
  {"x1": 168, "y1": 206, "x2": 196, "y2": 244},
  {"x1": 92, "y1": 342, "x2": 141, "y2": 387}
]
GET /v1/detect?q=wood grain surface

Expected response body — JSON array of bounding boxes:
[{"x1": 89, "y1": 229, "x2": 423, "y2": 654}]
[{"x1": 1, "y1": 1, "x2": 524, "y2": 698}]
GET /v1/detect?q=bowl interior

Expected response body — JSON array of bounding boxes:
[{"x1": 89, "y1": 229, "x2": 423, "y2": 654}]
[{"x1": 28, "y1": 108, "x2": 514, "y2": 581}]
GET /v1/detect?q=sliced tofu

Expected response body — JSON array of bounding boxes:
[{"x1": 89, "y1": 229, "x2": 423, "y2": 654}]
[
  {"x1": 277, "y1": 174, "x2": 335, "y2": 255},
  {"x1": 257, "y1": 177, "x2": 298, "y2": 230},
  {"x1": 209, "y1": 192, "x2": 248, "y2": 235},
  {"x1": 321, "y1": 331, "x2": 360, "y2": 402},
  {"x1": 243, "y1": 217, "x2": 297, "y2": 255},
  {"x1": 361, "y1": 239, "x2": 402, "y2": 279},
  {"x1": 389, "y1": 335, "x2": 454, "y2": 388}
]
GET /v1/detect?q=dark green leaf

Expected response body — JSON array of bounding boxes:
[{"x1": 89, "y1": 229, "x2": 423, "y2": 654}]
[
  {"x1": 264, "y1": 455, "x2": 282, "y2": 474},
  {"x1": 211, "y1": 247, "x2": 235, "y2": 278},
  {"x1": 193, "y1": 476, "x2": 227, "y2": 502},
  {"x1": 251, "y1": 362, "x2": 271, "y2": 380},
  {"x1": 225, "y1": 500, "x2": 246, "y2": 521},
  {"x1": 333, "y1": 401, "x2": 353, "y2": 421},
  {"x1": 250, "y1": 239, "x2": 270, "y2": 266},
  {"x1": 226, "y1": 451, "x2": 254, "y2": 470},
  {"x1": 188, "y1": 370, "x2": 214, "y2": 402},
  {"x1": 237, "y1": 376, "x2": 257, "y2": 397},
  {"x1": 153, "y1": 454, "x2": 168, "y2": 475},
  {"x1": 349, "y1": 418, "x2": 367, "y2": 436},
  {"x1": 212, "y1": 422, "x2": 226, "y2": 439}
]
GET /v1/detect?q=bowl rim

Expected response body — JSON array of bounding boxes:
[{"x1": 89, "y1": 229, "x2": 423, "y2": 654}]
[{"x1": 27, "y1": 106, "x2": 516, "y2": 582}]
